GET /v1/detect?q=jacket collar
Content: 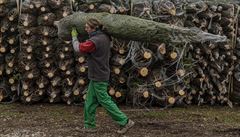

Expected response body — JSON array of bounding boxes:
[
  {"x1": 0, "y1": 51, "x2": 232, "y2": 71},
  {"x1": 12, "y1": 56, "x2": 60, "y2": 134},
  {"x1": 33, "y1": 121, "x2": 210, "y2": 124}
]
[{"x1": 89, "y1": 30, "x2": 103, "y2": 37}]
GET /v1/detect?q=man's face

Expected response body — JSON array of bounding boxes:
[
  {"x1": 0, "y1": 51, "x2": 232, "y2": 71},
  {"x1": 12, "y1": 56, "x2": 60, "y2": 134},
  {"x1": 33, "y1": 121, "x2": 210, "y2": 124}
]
[{"x1": 85, "y1": 24, "x2": 95, "y2": 34}]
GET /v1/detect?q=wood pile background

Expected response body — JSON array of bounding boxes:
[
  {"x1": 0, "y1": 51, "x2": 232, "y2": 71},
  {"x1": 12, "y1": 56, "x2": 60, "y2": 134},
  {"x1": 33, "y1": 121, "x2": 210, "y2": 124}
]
[{"x1": 0, "y1": 0, "x2": 240, "y2": 108}]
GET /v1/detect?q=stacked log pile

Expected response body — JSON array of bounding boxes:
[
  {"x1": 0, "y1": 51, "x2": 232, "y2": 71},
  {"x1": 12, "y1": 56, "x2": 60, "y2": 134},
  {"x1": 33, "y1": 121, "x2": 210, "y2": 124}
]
[
  {"x1": 70, "y1": 0, "x2": 237, "y2": 107},
  {"x1": 19, "y1": 0, "x2": 73, "y2": 104},
  {"x1": 184, "y1": 1, "x2": 238, "y2": 107},
  {"x1": 0, "y1": 0, "x2": 240, "y2": 108},
  {"x1": 0, "y1": 0, "x2": 20, "y2": 103}
]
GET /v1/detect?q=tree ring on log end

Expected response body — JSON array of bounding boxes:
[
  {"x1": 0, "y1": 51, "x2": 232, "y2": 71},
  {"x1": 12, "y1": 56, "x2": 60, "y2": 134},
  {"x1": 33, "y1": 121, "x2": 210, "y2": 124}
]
[
  {"x1": 114, "y1": 67, "x2": 121, "y2": 75},
  {"x1": 170, "y1": 52, "x2": 178, "y2": 60},
  {"x1": 139, "y1": 67, "x2": 148, "y2": 77},
  {"x1": 168, "y1": 97, "x2": 175, "y2": 104},
  {"x1": 80, "y1": 66, "x2": 86, "y2": 72},
  {"x1": 78, "y1": 57, "x2": 85, "y2": 63},
  {"x1": 179, "y1": 90, "x2": 185, "y2": 96},
  {"x1": 83, "y1": 94, "x2": 87, "y2": 100},
  {"x1": 9, "y1": 78, "x2": 14, "y2": 84},
  {"x1": 109, "y1": 88, "x2": 115, "y2": 96},
  {"x1": 73, "y1": 90, "x2": 80, "y2": 96},
  {"x1": 26, "y1": 97, "x2": 31, "y2": 102},
  {"x1": 143, "y1": 91, "x2": 149, "y2": 98},
  {"x1": 115, "y1": 91, "x2": 122, "y2": 98},
  {"x1": 24, "y1": 91, "x2": 29, "y2": 96},
  {"x1": 154, "y1": 81, "x2": 162, "y2": 88},
  {"x1": 79, "y1": 79, "x2": 85, "y2": 85},
  {"x1": 144, "y1": 51, "x2": 152, "y2": 59}
]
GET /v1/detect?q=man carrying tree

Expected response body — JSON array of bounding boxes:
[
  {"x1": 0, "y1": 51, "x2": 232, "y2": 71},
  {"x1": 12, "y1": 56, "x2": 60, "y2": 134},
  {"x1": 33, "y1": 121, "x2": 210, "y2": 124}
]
[{"x1": 71, "y1": 18, "x2": 135, "y2": 134}]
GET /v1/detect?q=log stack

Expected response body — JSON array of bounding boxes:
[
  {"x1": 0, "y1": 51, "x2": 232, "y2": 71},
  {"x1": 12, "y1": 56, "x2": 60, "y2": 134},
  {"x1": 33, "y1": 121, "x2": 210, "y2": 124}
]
[
  {"x1": 19, "y1": 0, "x2": 73, "y2": 104},
  {"x1": 69, "y1": 0, "x2": 237, "y2": 107},
  {"x1": 184, "y1": 1, "x2": 237, "y2": 107},
  {"x1": 0, "y1": 0, "x2": 240, "y2": 108},
  {"x1": 0, "y1": 0, "x2": 20, "y2": 103}
]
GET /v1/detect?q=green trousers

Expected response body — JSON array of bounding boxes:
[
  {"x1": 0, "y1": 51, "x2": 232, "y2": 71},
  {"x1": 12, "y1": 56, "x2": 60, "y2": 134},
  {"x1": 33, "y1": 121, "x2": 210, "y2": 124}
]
[{"x1": 84, "y1": 80, "x2": 128, "y2": 128}]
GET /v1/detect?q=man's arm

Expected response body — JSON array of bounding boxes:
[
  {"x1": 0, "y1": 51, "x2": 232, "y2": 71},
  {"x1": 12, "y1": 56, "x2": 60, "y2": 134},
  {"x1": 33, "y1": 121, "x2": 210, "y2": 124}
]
[
  {"x1": 72, "y1": 37, "x2": 96, "y2": 53},
  {"x1": 71, "y1": 27, "x2": 96, "y2": 53}
]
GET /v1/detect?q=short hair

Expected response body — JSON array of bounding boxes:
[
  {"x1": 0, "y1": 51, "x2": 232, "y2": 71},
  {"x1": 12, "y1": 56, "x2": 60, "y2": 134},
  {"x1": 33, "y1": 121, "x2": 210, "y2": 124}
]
[{"x1": 86, "y1": 18, "x2": 103, "y2": 30}]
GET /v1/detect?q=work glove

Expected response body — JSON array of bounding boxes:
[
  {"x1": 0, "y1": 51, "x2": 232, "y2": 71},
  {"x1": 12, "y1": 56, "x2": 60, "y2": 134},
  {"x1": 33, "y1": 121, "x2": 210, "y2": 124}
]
[{"x1": 71, "y1": 27, "x2": 78, "y2": 37}]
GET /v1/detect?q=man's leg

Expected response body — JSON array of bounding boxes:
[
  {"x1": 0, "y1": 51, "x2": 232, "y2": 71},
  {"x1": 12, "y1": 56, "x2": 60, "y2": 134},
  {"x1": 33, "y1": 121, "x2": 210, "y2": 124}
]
[
  {"x1": 84, "y1": 80, "x2": 99, "y2": 129},
  {"x1": 93, "y1": 81, "x2": 128, "y2": 126}
]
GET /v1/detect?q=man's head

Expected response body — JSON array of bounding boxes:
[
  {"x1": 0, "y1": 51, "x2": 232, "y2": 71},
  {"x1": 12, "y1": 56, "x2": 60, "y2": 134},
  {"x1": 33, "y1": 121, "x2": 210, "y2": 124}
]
[{"x1": 85, "y1": 18, "x2": 102, "y2": 34}]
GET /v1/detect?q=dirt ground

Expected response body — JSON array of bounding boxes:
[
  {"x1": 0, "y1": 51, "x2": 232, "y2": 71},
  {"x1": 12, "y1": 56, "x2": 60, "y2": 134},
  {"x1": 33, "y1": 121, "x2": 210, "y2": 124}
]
[{"x1": 1, "y1": 104, "x2": 240, "y2": 137}]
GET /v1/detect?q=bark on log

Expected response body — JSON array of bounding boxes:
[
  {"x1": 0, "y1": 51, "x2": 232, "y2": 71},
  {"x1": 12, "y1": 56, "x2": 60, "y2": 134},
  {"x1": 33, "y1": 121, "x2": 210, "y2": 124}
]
[{"x1": 55, "y1": 12, "x2": 227, "y2": 43}]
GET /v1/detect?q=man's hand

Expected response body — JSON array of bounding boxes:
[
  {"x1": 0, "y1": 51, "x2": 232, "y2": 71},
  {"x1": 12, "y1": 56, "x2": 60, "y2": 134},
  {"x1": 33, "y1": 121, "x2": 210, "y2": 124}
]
[{"x1": 71, "y1": 27, "x2": 78, "y2": 37}]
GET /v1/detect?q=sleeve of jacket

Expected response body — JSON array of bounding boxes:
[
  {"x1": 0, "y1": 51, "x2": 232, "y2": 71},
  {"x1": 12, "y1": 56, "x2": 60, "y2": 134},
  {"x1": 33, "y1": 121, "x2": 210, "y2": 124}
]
[{"x1": 72, "y1": 36, "x2": 96, "y2": 53}]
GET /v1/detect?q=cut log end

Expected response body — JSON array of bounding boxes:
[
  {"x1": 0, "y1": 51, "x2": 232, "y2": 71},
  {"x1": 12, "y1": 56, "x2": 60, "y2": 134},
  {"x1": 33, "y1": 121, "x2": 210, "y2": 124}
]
[
  {"x1": 24, "y1": 91, "x2": 29, "y2": 97},
  {"x1": 41, "y1": 7, "x2": 46, "y2": 12},
  {"x1": 64, "y1": 47, "x2": 69, "y2": 52},
  {"x1": 89, "y1": 4, "x2": 95, "y2": 10},
  {"x1": 63, "y1": 12, "x2": 68, "y2": 17},
  {"x1": 143, "y1": 91, "x2": 149, "y2": 98},
  {"x1": 0, "y1": 0, "x2": 4, "y2": 4},
  {"x1": 83, "y1": 94, "x2": 87, "y2": 100},
  {"x1": 45, "y1": 62, "x2": 51, "y2": 68},
  {"x1": 73, "y1": 90, "x2": 80, "y2": 96},
  {"x1": 80, "y1": 66, "x2": 86, "y2": 73},
  {"x1": 23, "y1": 21, "x2": 29, "y2": 27},
  {"x1": 78, "y1": 57, "x2": 85, "y2": 63},
  {"x1": 158, "y1": 43, "x2": 166, "y2": 55},
  {"x1": 154, "y1": 81, "x2": 162, "y2": 88},
  {"x1": 11, "y1": 86, "x2": 16, "y2": 91},
  {"x1": 10, "y1": 49, "x2": 16, "y2": 54},
  {"x1": 27, "y1": 55, "x2": 32, "y2": 60},
  {"x1": 119, "y1": 59, "x2": 125, "y2": 65},
  {"x1": 49, "y1": 98, "x2": 54, "y2": 103},
  {"x1": 115, "y1": 91, "x2": 122, "y2": 98},
  {"x1": 8, "y1": 62, "x2": 13, "y2": 68},
  {"x1": 66, "y1": 70, "x2": 71, "y2": 75},
  {"x1": 9, "y1": 78, "x2": 14, "y2": 84},
  {"x1": 38, "y1": 83, "x2": 44, "y2": 89},
  {"x1": 179, "y1": 90, "x2": 185, "y2": 96},
  {"x1": 0, "y1": 47, "x2": 6, "y2": 53},
  {"x1": 60, "y1": 66, "x2": 67, "y2": 71},
  {"x1": 9, "y1": 16, "x2": 14, "y2": 21},
  {"x1": 139, "y1": 67, "x2": 149, "y2": 77},
  {"x1": 119, "y1": 77, "x2": 126, "y2": 84},
  {"x1": 27, "y1": 73, "x2": 34, "y2": 79},
  {"x1": 48, "y1": 72, "x2": 54, "y2": 78},
  {"x1": 144, "y1": 51, "x2": 152, "y2": 60},
  {"x1": 168, "y1": 97, "x2": 176, "y2": 104},
  {"x1": 26, "y1": 30, "x2": 31, "y2": 35},
  {"x1": 23, "y1": 40, "x2": 28, "y2": 44},
  {"x1": 8, "y1": 39, "x2": 14, "y2": 45},
  {"x1": 79, "y1": 79, "x2": 85, "y2": 85},
  {"x1": 27, "y1": 47, "x2": 33, "y2": 53},
  {"x1": 177, "y1": 69, "x2": 186, "y2": 77},
  {"x1": 109, "y1": 88, "x2": 115, "y2": 96},
  {"x1": 119, "y1": 48, "x2": 125, "y2": 55},
  {"x1": 23, "y1": 84, "x2": 28, "y2": 90},
  {"x1": 67, "y1": 100, "x2": 71, "y2": 105},
  {"x1": 113, "y1": 67, "x2": 121, "y2": 75},
  {"x1": 170, "y1": 52, "x2": 178, "y2": 60},
  {"x1": 38, "y1": 90, "x2": 43, "y2": 96},
  {"x1": 26, "y1": 97, "x2": 31, "y2": 102},
  {"x1": 51, "y1": 93, "x2": 57, "y2": 98}
]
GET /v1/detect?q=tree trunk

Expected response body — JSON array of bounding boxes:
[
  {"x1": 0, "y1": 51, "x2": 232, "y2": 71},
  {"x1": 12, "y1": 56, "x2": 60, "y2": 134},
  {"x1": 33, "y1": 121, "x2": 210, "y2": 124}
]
[{"x1": 55, "y1": 12, "x2": 226, "y2": 44}]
